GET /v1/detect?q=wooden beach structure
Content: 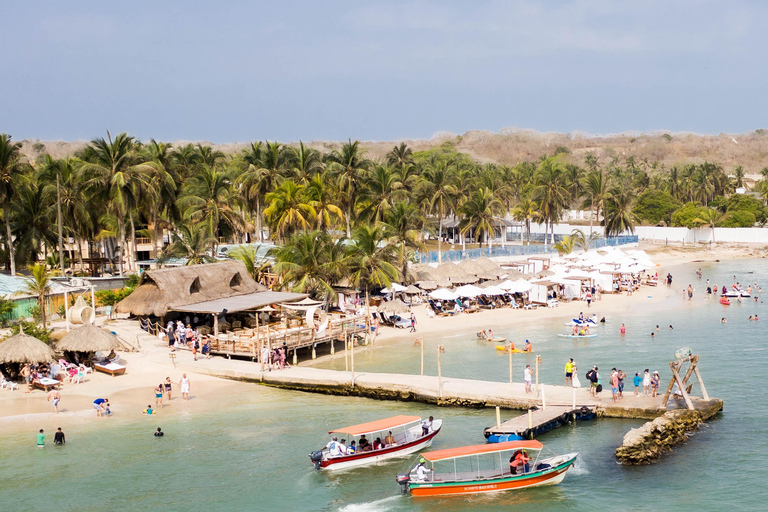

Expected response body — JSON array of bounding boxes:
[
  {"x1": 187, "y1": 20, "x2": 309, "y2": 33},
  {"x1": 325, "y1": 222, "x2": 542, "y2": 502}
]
[
  {"x1": 116, "y1": 261, "x2": 369, "y2": 360},
  {"x1": 484, "y1": 405, "x2": 597, "y2": 440}
]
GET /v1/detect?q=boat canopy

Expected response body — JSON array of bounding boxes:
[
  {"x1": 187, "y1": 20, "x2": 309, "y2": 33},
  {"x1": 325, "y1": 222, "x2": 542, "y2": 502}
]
[
  {"x1": 329, "y1": 415, "x2": 421, "y2": 436},
  {"x1": 422, "y1": 440, "x2": 543, "y2": 462}
]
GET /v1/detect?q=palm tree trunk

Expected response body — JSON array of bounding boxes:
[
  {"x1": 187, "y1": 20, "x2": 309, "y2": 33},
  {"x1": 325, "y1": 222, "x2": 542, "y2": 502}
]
[
  {"x1": 346, "y1": 204, "x2": 352, "y2": 238},
  {"x1": 77, "y1": 237, "x2": 84, "y2": 273},
  {"x1": 130, "y1": 214, "x2": 137, "y2": 271},
  {"x1": 117, "y1": 213, "x2": 125, "y2": 275},
  {"x1": 57, "y1": 175, "x2": 65, "y2": 274},
  {"x1": 437, "y1": 204, "x2": 443, "y2": 263},
  {"x1": 256, "y1": 197, "x2": 263, "y2": 242},
  {"x1": 4, "y1": 200, "x2": 15, "y2": 276},
  {"x1": 152, "y1": 208, "x2": 160, "y2": 259},
  {"x1": 589, "y1": 195, "x2": 595, "y2": 236}
]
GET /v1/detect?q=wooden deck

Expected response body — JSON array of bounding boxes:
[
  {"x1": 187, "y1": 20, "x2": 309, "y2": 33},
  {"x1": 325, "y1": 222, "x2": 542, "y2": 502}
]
[
  {"x1": 484, "y1": 405, "x2": 597, "y2": 439},
  {"x1": 207, "y1": 314, "x2": 368, "y2": 359}
]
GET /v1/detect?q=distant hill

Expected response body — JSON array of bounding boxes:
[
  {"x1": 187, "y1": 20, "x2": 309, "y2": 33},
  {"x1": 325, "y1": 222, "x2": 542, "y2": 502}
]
[{"x1": 18, "y1": 128, "x2": 768, "y2": 178}]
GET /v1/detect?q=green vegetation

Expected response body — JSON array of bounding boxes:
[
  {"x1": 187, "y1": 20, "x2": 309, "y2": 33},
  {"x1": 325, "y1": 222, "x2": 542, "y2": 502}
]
[{"x1": 0, "y1": 130, "x2": 765, "y2": 301}]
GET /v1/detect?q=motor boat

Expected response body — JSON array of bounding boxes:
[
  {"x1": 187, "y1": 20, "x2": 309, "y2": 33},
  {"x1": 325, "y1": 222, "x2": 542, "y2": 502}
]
[
  {"x1": 309, "y1": 415, "x2": 442, "y2": 471},
  {"x1": 396, "y1": 440, "x2": 577, "y2": 497}
]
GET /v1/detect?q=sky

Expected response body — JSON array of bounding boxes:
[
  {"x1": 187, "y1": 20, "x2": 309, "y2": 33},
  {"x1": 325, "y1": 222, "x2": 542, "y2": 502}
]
[{"x1": 2, "y1": 1, "x2": 768, "y2": 143}]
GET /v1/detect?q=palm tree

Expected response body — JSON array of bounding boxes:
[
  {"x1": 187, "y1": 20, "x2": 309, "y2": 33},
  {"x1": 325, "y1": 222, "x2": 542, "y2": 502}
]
[
  {"x1": 387, "y1": 142, "x2": 414, "y2": 169},
  {"x1": 305, "y1": 173, "x2": 343, "y2": 231},
  {"x1": 163, "y1": 222, "x2": 216, "y2": 265},
  {"x1": 553, "y1": 235, "x2": 575, "y2": 255},
  {"x1": 361, "y1": 165, "x2": 398, "y2": 224},
  {"x1": 326, "y1": 140, "x2": 372, "y2": 237},
  {"x1": 178, "y1": 165, "x2": 243, "y2": 252},
  {"x1": 228, "y1": 244, "x2": 269, "y2": 280},
  {"x1": 263, "y1": 180, "x2": 315, "y2": 241},
  {"x1": 194, "y1": 144, "x2": 225, "y2": 168},
  {"x1": 533, "y1": 157, "x2": 568, "y2": 244},
  {"x1": 512, "y1": 195, "x2": 540, "y2": 245},
  {"x1": 22, "y1": 262, "x2": 52, "y2": 327},
  {"x1": 80, "y1": 132, "x2": 155, "y2": 274},
  {"x1": 603, "y1": 187, "x2": 638, "y2": 237},
  {"x1": 732, "y1": 165, "x2": 747, "y2": 190},
  {"x1": 580, "y1": 169, "x2": 608, "y2": 236},
  {"x1": 237, "y1": 141, "x2": 287, "y2": 241},
  {"x1": 384, "y1": 201, "x2": 424, "y2": 282},
  {"x1": 458, "y1": 188, "x2": 502, "y2": 247},
  {"x1": 569, "y1": 229, "x2": 599, "y2": 252},
  {"x1": 13, "y1": 175, "x2": 57, "y2": 264},
  {"x1": 142, "y1": 140, "x2": 178, "y2": 259},
  {"x1": 272, "y1": 230, "x2": 346, "y2": 299},
  {"x1": 347, "y1": 224, "x2": 400, "y2": 293},
  {"x1": 0, "y1": 134, "x2": 31, "y2": 275},
  {"x1": 286, "y1": 142, "x2": 323, "y2": 184},
  {"x1": 694, "y1": 208, "x2": 725, "y2": 244},
  {"x1": 419, "y1": 160, "x2": 456, "y2": 261}
]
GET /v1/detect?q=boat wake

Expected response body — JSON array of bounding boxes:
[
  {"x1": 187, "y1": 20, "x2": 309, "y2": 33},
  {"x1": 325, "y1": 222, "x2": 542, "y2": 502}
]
[
  {"x1": 337, "y1": 495, "x2": 401, "y2": 512},
  {"x1": 568, "y1": 461, "x2": 589, "y2": 475}
]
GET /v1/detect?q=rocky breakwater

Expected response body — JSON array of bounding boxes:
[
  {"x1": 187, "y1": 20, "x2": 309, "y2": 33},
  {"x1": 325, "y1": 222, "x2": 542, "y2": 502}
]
[{"x1": 615, "y1": 399, "x2": 723, "y2": 465}]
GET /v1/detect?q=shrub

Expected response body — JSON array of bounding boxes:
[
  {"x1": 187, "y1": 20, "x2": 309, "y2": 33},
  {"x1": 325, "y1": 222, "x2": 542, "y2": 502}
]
[
  {"x1": 633, "y1": 190, "x2": 682, "y2": 225},
  {"x1": 6, "y1": 321, "x2": 53, "y2": 343},
  {"x1": 718, "y1": 210, "x2": 756, "y2": 227},
  {"x1": 671, "y1": 203, "x2": 708, "y2": 228}
]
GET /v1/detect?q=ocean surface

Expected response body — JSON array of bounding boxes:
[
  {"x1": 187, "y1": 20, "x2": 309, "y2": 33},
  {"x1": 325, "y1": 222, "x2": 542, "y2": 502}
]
[{"x1": 2, "y1": 260, "x2": 767, "y2": 511}]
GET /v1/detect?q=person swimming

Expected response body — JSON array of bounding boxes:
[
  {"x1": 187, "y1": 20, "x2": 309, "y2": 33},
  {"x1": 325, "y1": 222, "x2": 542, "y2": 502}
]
[{"x1": 524, "y1": 340, "x2": 532, "y2": 352}]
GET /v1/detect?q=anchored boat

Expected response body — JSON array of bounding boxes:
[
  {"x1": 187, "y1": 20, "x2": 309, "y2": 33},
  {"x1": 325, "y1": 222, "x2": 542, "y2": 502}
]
[
  {"x1": 309, "y1": 415, "x2": 442, "y2": 471},
  {"x1": 396, "y1": 440, "x2": 577, "y2": 497}
]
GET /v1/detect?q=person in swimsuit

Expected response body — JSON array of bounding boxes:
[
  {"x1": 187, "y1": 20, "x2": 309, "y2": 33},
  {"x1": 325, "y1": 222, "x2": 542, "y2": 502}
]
[
  {"x1": 164, "y1": 377, "x2": 173, "y2": 401},
  {"x1": 155, "y1": 384, "x2": 164, "y2": 409},
  {"x1": 54, "y1": 428, "x2": 65, "y2": 445}
]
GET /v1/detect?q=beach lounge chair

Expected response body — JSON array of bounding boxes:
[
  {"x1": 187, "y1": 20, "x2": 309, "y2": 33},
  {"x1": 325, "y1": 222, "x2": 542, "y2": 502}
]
[
  {"x1": 2, "y1": 380, "x2": 18, "y2": 391},
  {"x1": 547, "y1": 299, "x2": 559, "y2": 308},
  {"x1": 94, "y1": 362, "x2": 127, "y2": 376}
]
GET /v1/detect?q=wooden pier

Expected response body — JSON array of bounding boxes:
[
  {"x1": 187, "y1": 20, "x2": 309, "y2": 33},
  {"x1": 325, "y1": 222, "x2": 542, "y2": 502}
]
[{"x1": 484, "y1": 405, "x2": 597, "y2": 440}]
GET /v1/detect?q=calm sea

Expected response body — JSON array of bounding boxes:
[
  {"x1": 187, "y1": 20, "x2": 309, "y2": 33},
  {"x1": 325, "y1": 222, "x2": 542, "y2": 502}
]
[{"x1": 2, "y1": 260, "x2": 766, "y2": 511}]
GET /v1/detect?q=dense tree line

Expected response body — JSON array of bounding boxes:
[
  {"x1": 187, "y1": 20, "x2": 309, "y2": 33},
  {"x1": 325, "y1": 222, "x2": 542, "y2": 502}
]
[{"x1": 1, "y1": 132, "x2": 765, "y2": 299}]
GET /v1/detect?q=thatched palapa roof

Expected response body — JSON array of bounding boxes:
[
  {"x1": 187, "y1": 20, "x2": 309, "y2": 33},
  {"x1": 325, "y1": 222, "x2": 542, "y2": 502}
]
[
  {"x1": 378, "y1": 299, "x2": 410, "y2": 314},
  {"x1": 0, "y1": 329, "x2": 55, "y2": 364},
  {"x1": 116, "y1": 261, "x2": 267, "y2": 317},
  {"x1": 56, "y1": 325, "x2": 123, "y2": 353}
]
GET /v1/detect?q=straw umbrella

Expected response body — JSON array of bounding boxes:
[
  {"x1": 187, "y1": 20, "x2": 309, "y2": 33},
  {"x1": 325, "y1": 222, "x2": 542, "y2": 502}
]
[
  {"x1": 403, "y1": 285, "x2": 422, "y2": 295},
  {"x1": 56, "y1": 325, "x2": 122, "y2": 354},
  {"x1": 0, "y1": 327, "x2": 55, "y2": 364},
  {"x1": 377, "y1": 299, "x2": 410, "y2": 314},
  {"x1": 416, "y1": 281, "x2": 437, "y2": 291}
]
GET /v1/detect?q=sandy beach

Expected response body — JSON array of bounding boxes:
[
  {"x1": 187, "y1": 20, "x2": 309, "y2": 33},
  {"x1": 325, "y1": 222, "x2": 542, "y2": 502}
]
[{"x1": 0, "y1": 242, "x2": 760, "y2": 431}]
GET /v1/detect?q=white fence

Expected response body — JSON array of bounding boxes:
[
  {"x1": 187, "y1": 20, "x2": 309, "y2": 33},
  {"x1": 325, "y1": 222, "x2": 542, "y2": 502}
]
[{"x1": 528, "y1": 223, "x2": 768, "y2": 244}]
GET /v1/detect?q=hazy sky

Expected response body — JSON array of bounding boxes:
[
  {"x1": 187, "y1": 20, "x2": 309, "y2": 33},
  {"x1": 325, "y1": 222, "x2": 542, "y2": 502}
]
[{"x1": 2, "y1": 1, "x2": 767, "y2": 142}]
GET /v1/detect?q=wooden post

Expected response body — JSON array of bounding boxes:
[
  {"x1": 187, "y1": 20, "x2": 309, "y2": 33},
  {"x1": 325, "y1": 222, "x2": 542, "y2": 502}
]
[
  {"x1": 420, "y1": 336, "x2": 424, "y2": 376},
  {"x1": 541, "y1": 384, "x2": 546, "y2": 410},
  {"x1": 437, "y1": 345, "x2": 443, "y2": 399},
  {"x1": 661, "y1": 361, "x2": 679, "y2": 406},
  {"x1": 572, "y1": 387, "x2": 576, "y2": 410},
  {"x1": 693, "y1": 365, "x2": 710, "y2": 400},
  {"x1": 259, "y1": 339, "x2": 264, "y2": 375},
  {"x1": 350, "y1": 333, "x2": 355, "y2": 388},
  {"x1": 64, "y1": 290, "x2": 70, "y2": 332},
  {"x1": 535, "y1": 355, "x2": 541, "y2": 398},
  {"x1": 527, "y1": 409, "x2": 533, "y2": 429},
  {"x1": 312, "y1": 343, "x2": 316, "y2": 360},
  {"x1": 293, "y1": 349, "x2": 297, "y2": 366},
  {"x1": 214, "y1": 314, "x2": 219, "y2": 337},
  {"x1": 508, "y1": 347, "x2": 513, "y2": 383},
  {"x1": 365, "y1": 291, "x2": 371, "y2": 345},
  {"x1": 495, "y1": 406, "x2": 501, "y2": 428},
  {"x1": 90, "y1": 285, "x2": 96, "y2": 324},
  {"x1": 330, "y1": 339, "x2": 335, "y2": 355},
  {"x1": 344, "y1": 332, "x2": 349, "y2": 372},
  {"x1": 670, "y1": 364, "x2": 695, "y2": 410}
]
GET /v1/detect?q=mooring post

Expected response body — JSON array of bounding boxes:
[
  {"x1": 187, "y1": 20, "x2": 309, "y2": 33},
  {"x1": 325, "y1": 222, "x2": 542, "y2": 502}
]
[
  {"x1": 527, "y1": 409, "x2": 533, "y2": 429},
  {"x1": 496, "y1": 406, "x2": 501, "y2": 428},
  {"x1": 508, "y1": 347, "x2": 513, "y2": 383},
  {"x1": 541, "y1": 384, "x2": 546, "y2": 410},
  {"x1": 330, "y1": 339, "x2": 334, "y2": 355},
  {"x1": 572, "y1": 387, "x2": 576, "y2": 410},
  {"x1": 344, "y1": 333, "x2": 348, "y2": 372},
  {"x1": 311, "y1": 343, "x2": 316, "y2": 360},
  {"x1": 351, "y1": 335, "x2": 355, "y2": 388}
]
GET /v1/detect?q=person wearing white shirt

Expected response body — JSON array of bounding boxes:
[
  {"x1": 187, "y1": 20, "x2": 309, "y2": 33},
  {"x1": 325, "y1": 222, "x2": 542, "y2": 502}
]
[
  {"x1": 413, "y1": 459, "x2": 431, "y2": 481},
  {"x1": 524, "y1": 365, "x2": 533, "y2": 394}
]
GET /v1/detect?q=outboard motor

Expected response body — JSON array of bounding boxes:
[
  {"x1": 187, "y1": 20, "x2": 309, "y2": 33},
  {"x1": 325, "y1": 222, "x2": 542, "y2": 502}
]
[
  {"x1": 309, "y1": 451, "x2": 324, "y2": 470},
  {"x1": 396, "y1": 473, "x2": 411, "y2": 495}
]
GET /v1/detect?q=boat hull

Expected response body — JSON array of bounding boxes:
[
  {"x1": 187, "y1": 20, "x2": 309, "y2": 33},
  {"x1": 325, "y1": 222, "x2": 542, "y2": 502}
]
[
  {"x1": 409, "y1": 454, "x2": 576, "y2": 497},
  {"x1": 319, "y1": 427, "x2": 441, "y2": 471}
]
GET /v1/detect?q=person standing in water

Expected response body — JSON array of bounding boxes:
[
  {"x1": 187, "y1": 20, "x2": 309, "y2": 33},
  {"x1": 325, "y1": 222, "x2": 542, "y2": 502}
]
[
  {"x1": 54, "y1": 428, "x2": 65, "y2": 445},
  {"x1": 37, "y1": 429, "x2": 45, "y2": 447},
  {"x1": 179, "y1": 374, "x2": 190, "y2": 400}
]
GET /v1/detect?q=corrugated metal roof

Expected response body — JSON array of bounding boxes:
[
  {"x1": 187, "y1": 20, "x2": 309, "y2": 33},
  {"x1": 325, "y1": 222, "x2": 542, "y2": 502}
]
[
  {"x1": 172, "y1": 291, "x2": 307, "y2": 314},
  {"x1": 0, "y1": 273, "x2": 86, "y2": 298}
]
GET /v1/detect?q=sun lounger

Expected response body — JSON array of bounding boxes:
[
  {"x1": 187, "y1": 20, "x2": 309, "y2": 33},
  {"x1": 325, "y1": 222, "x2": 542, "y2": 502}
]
[
  {"x1": 94, "y1": 362, "x2": 127, "y2": 376},
  {"x1": 33, "y1": 378, "x2": 61, "y2": 391},
  {"x1": 1, "y1": 379, "x2": 18, "y2": 391}
]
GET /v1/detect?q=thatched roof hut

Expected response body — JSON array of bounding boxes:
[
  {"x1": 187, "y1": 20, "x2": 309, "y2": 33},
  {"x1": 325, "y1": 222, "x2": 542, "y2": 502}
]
[
  {"x1": 0, "y1": 329, "x2": 55, "y2": 364},
  {"x1": 378, "y1": 299, "x2": 410, "y2": 314},
  {"x1": 416, "y1": 281, "x2": 437, "y2": 290},
  {"x1": 56, "y1": 325, "x2": 123, "y2": 353},
  {"x1": 116, "y1": 261, "x2": 267, "y2": 317}
]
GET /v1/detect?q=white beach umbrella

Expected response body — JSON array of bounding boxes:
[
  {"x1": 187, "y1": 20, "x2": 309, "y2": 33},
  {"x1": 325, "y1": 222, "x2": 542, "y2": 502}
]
[
  {"x1": 428, "y1": 288, "x2": 459, "y2": 301},
  {"x1": 455, "y1": 284, "x2": 484, "y2": 298},
  {"x1": 510, "y1": 279, "x2": 533, "y2": 293},
  {"x1": 481, "y1": 285, "x2": 506, "y2": 296}
]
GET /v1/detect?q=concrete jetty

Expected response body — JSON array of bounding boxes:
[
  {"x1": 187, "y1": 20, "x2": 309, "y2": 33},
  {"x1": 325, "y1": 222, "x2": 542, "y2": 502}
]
[{"x1": 191, "y1": 358, "x2": 712, "y2": 420}]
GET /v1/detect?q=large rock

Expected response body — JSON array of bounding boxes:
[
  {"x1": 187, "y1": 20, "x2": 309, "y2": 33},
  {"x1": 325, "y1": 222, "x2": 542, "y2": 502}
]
[{"x1": 616, "y1": 409, "x2": 703, "y2": 465}]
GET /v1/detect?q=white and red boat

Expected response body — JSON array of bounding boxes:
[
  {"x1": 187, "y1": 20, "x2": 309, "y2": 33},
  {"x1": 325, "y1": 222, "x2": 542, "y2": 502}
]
[
  {"x1": 396, "y1": 440, "x2": 577, "y2": 497},
  {"x1": 309, "y1": 415, "x2": 442, "y2": 471}
]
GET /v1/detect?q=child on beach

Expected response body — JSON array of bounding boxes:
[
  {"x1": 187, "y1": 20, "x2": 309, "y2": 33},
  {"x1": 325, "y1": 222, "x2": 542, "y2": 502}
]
[
  {"x1": 642, "y1": 370, "x2": 650, "y2": 396},
  {"x1": 155, "y1": 384, "x2": 164, "y2": 409}
]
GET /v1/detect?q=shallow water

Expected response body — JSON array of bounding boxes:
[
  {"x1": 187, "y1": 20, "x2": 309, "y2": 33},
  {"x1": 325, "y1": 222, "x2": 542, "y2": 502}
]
[{"x1": 2, "y1": 260, "x2": 767, "y2": 511}]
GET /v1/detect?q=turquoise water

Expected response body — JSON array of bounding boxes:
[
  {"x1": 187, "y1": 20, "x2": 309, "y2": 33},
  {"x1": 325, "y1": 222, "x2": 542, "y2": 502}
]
[{"x1": 2, "y1": 260, "x2": 767, "y2": 511}]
